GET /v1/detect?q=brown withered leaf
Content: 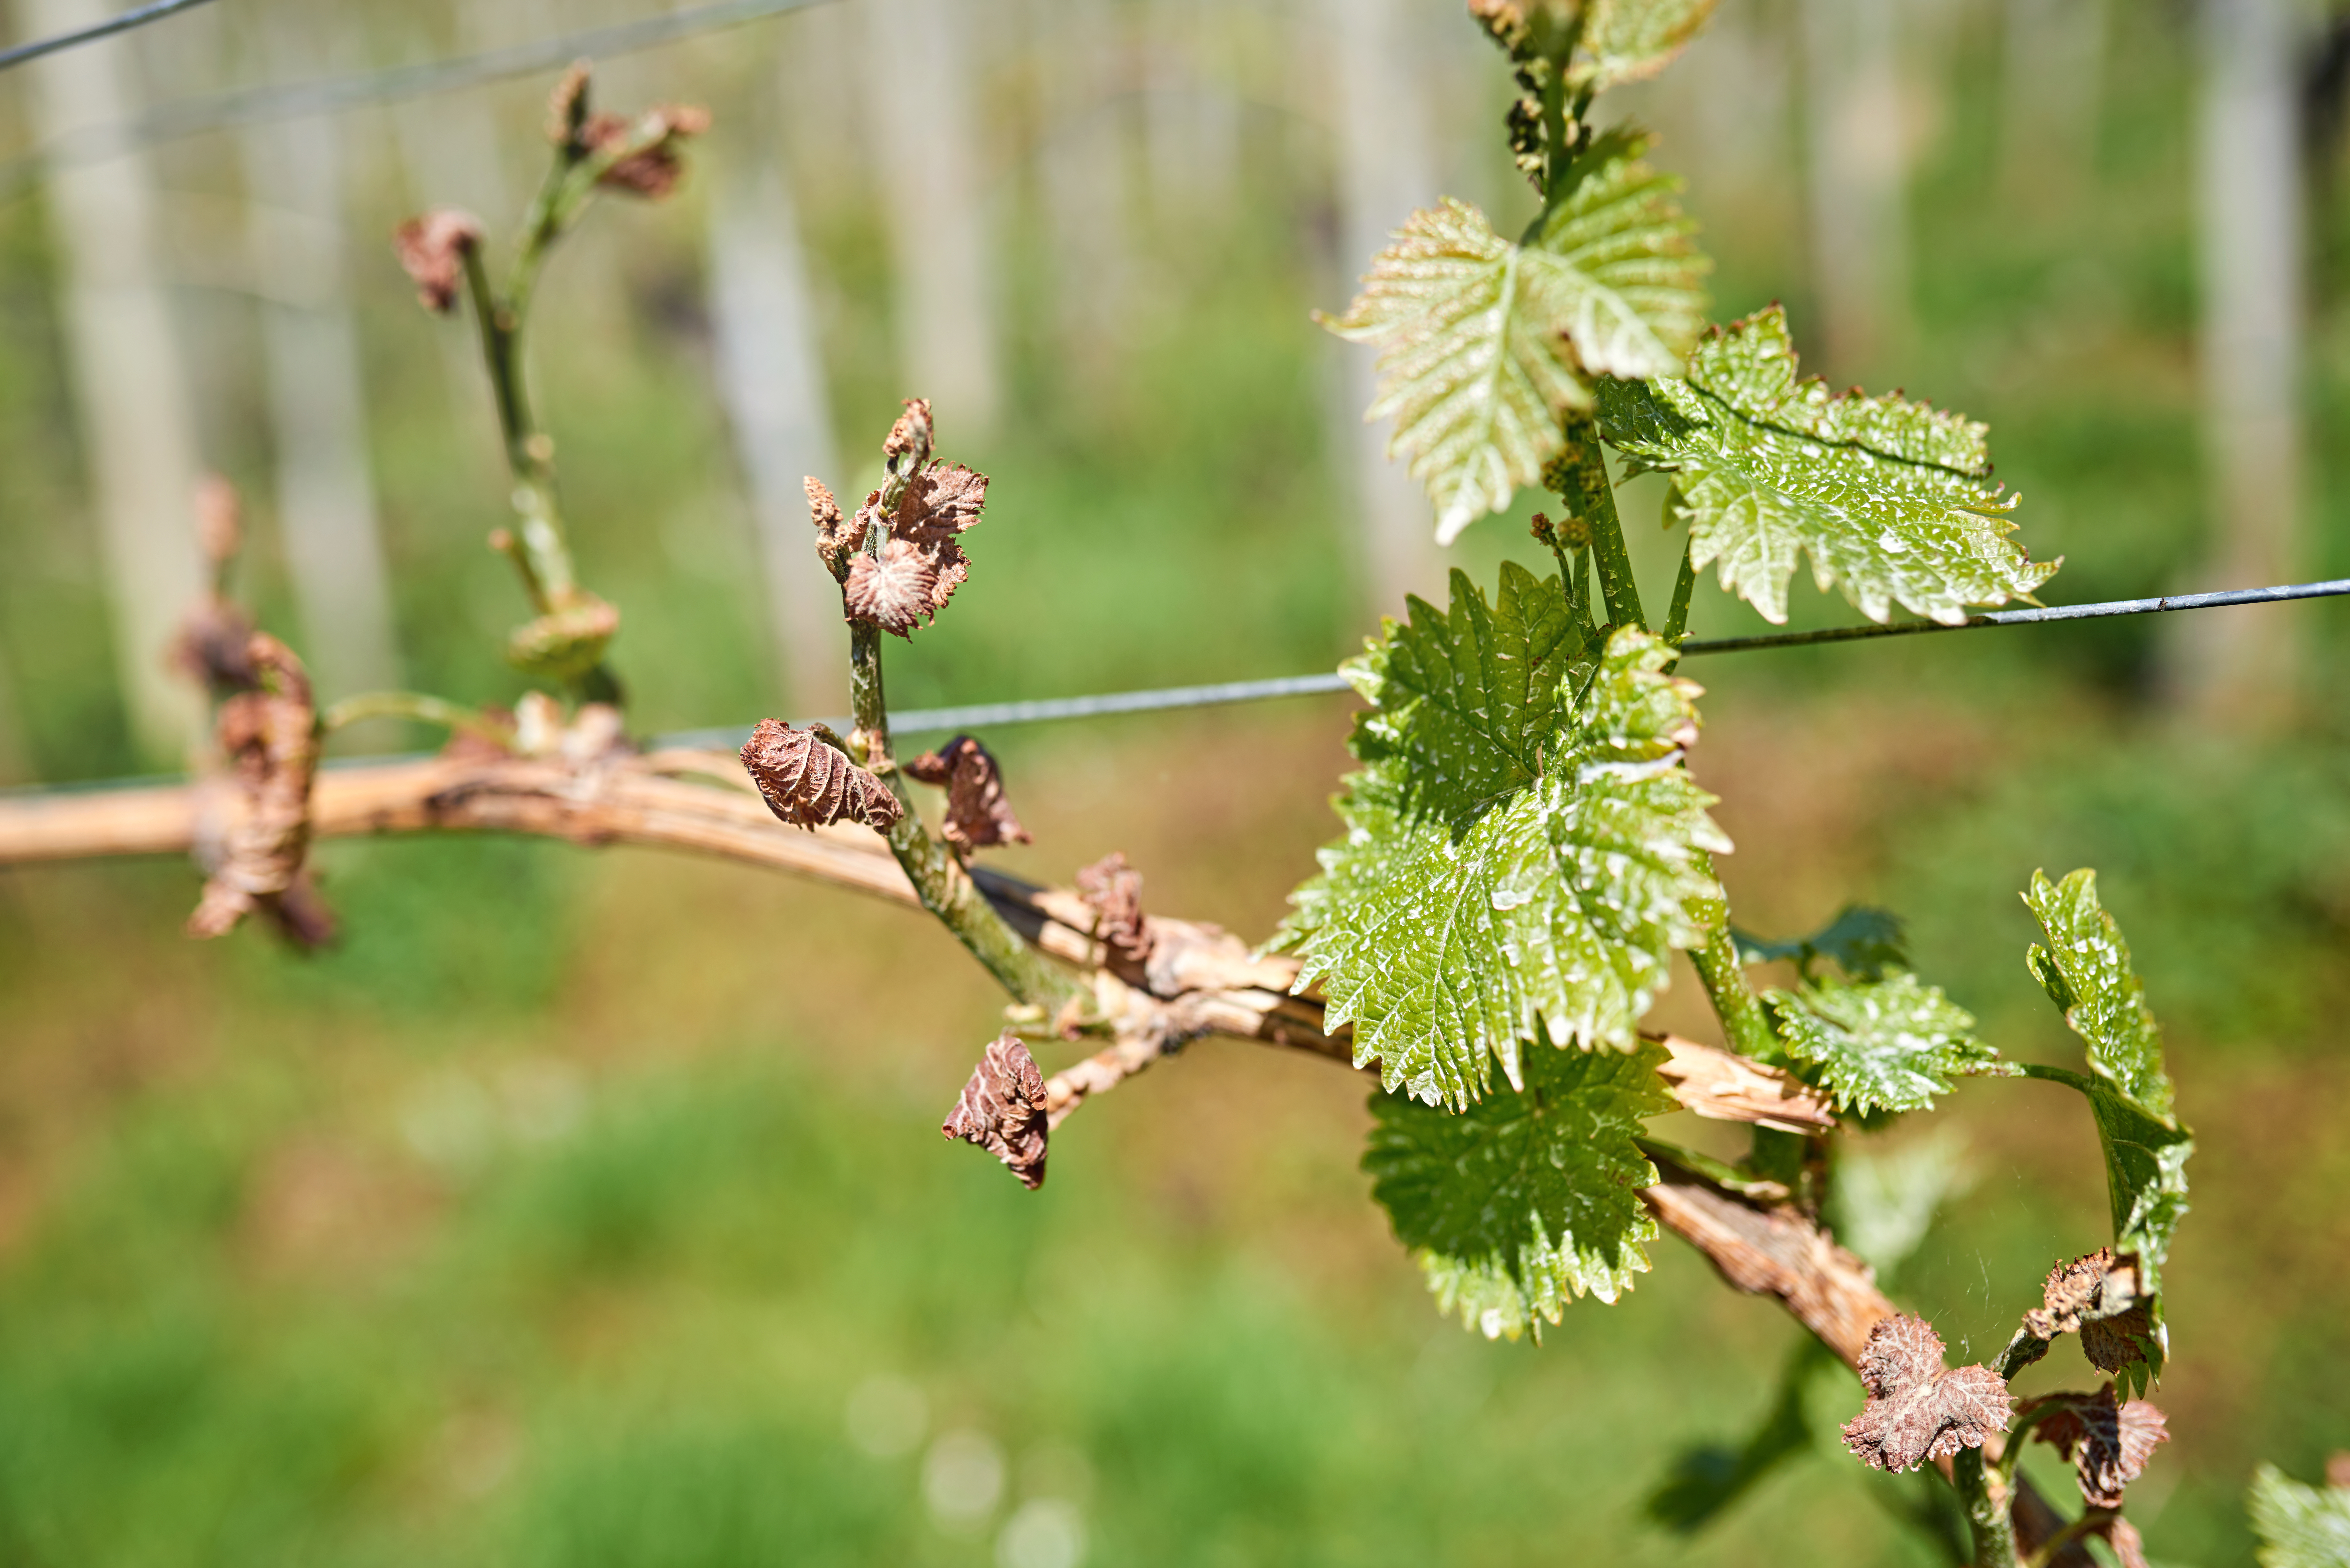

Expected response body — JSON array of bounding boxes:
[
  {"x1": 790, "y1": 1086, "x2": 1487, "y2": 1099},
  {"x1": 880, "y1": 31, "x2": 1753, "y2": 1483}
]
[
  {"x1": 1076, "y1": 851, "x2": 1152, "y2": 961},
  {"x1": 393, "y1": 209, "x2": 483, "y2": 313},
  {"x1": 885, "y1": 397, "x2": 934, "y2": 470},
  {"x1": 889, "y1": 463, "x2": 986, "y2": 614},
  {"x1": 2081, "y1": 1300, "x2": 2162, "y2": 1377},
  {"x1": 2099, "y1": 1517, "x2": 2150, "y2": 1568},
  {"x1": 546, "y1": 59, "x2": 592, "y2": 145},
  {"x1": 2027, "y1": 1385, "x2": 2169, "y2": 1508},
  {"x1": 844, "y1": 538, "x2": 941, "y2": 637},
  {"x1": 1840, "y1": 1314, "x2": 2013, "y2": 1473},
  {"x1": 904, "y1": 735, "x2": 1029, "y2": 854},
  {"x1": 170, "y1": 594, "x2": 257, "y2": 696},
  {"x1": 2024, "y1": 1248, "x2": 2163, "y2": 1375},
  {"x1": 583, "y1": 105, "x2": 711, "y2": 199},
  {"x1": 739, "y1": 718, "x2": 903, "y2": 833},
  {"x1": 2329, "y1": 1452, "x2": 2350, "y2": 1491},
  {"x1": 941, "y1": 1031, "x2": 1048, "y2": 1189},
  {"x1": 806, "y1": 477, "x2": 860, "y2": 578},
  {"x1": 188, "y1": 634, "x2": 329, "y2": 946}
]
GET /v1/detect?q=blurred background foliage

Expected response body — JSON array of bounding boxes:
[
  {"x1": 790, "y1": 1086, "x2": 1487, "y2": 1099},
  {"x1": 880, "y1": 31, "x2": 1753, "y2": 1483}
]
[{"x1": 1, "y1": 0, "x2": 2348, "y2": 1563}]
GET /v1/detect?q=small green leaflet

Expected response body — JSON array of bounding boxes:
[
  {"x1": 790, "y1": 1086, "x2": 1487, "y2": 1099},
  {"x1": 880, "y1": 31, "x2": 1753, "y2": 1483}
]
[
  {"x1": 1350, "y1": 562, "x2": 1592, "y2": 831},
  {"x1": 1322, "y1": 131, "x2": 1709, "y2": 543},
  {"x1": 1571, "y1": 0, "x2": 1720, "y2": 91},
  {"x1": 2248, "y1": 1463, "x2": 2350, "y2": 1568},
  {"x1": 1597, "y1": 304, "x2": 2058, "y2": 625},
  {"x1": 1770, "y1": 971, "x2": 2006, "y2": 1115},
  {"x1": 1285, "y1": 624, "x2": 1728, "y2": 1108},
  {"x1": 1735, "y1": 904, "x2": 1907, "y2": 981},
  {"x1": 2024, "y1": 868, "x2": 2172, "y2": 1118},
  {"x1": 1365, "y1": 1037, "x2": 1678, "y2": 1339},
  {"x1": 2021, "y1": 869, "x2": 2192, "y2": 1387}
]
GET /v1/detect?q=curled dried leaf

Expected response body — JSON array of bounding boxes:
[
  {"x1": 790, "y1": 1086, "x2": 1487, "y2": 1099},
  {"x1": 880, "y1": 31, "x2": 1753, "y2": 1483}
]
[
  {"x1": 546, "y1": 58, "x2": 592, "y2": 146},
  {"x1": 2022, "y1": 1248, "x2": 2161, "y2": 1375},
  {"x1": 2081, "y1": 1300, "x2": 2163, "y2": 1379},
  {"x1": 506, "y1": 596, "x2": 620, "y2": 681},
  {"x1": 170, "y1": 594, "x2": 257, "y2": 696},
  {"x1": 393, "y1": 208, "x2": 483, "y2": 314},
  {"x1": 739, "y1": 718, "x2": 903, "y2": 832},
  {"x1": 188, "y1": 634, "x2": 329, "y2": 946},
  {"x1": 844, "y1": 538, "x2": 942, "y2": 637},
  {"x1": 1076, "y1": 852, "x2": 1152, "y2": 962},
  {"x1": 889, "y1": 462, "x2": 985, "y2": 615},
  {"x1": 2027, "y1": 1385, "x2": 2169, "y2": 1507},
  {"x1": 904, "y1": 735, "x2": 1030, "y2": 854},
  {"x1": 885, "y1": 397, "x2": 934, "y2": 471},
  {"x1": 2099, "y1": 1516, "x2": 2150, "y2": 1568},
  {"x1": 942, "y1": 1030, "x2": 1048, "y2": 1189},
  {"x1": 583, "y1": 104, "x2": 712, "y2": 199},
  {"x1": 806, "y1": 477, "x2": 859, "y2": 579},
  {"x1": 1840, "y1": 1314, "x2": 2012, "y2": 1473}
]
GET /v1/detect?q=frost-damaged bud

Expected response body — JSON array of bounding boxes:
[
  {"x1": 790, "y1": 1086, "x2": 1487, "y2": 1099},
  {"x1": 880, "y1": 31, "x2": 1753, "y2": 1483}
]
[
  {"x1": 890, "y1": 462, "x2": 985, "y2": 615},
  {"x1": 188, "y1": 633, "x2": 331, "y2": 947},
  {"x1": 584, "y1": 104, "x2": 712, "y2": 200},
  {"x1": 1840, "y1": 1314, "x2": 2012, "y2": 1473},
  {"x1": 1076, "y1": 851, "x2": 1152, "y2": 962},
  {"x1": 739, "y1": 718, "x2": 903, "y2": 832},
  {"x1": 168, "y1": 477, "x2": 260, "y2": 696},
  {"x1": 845, "y1": 538, "x2": 941, "y2": 638},
  {"x1": 2023, "y1": 1248, "x2": 2161, "y2": 1375},
  {"x1": 546, "y1": 58, "x2": 592, "y2": 148},
  {"x1": 2025, "y1": 1385, "x2": 2169, "y2": 1508},
  {"x1": 506, "y1": 595, "x2": 620, "y2": 682},
  {"x1": 905, "y1": 735, "x2": 1029, "y2": 854},
  {"x1": 884, "y1": 397, "x2": 934, "y2": 473},
  {"x1": 2099, "y1": 1518, "x2": 2150, "y2": 1568},
  {"x1": 941, "y1": 1031, "x2": 1049, "y2": 1189},
  {"x1": 806, "y1": 477, "x2": 859, "y2": 579},
  {"x1": 393, "y1": 208, "x2": 483, "y2": 314}
]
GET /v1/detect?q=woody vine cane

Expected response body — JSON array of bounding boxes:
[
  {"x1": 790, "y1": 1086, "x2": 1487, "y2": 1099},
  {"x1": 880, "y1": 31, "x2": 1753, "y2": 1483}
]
[{"x1": 2, "y1": 6, "x2": 2347, "y2": 1564}]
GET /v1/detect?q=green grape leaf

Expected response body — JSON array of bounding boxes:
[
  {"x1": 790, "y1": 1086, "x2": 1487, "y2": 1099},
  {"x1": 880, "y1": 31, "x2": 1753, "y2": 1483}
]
[
  {"x1": 1350, "y1": 562, "x2": 1594, "y2": 830},
  {"x1": 1285, "y1": 627, "x2": 1729, "y2": 1107},
  {"x1": 1365, "y1": 1037, "x2": 1677, "y2": 1339},
  {"x1": 2020, "y1": 869, "x2": 2193, "y2": 1389},
  {"x1": 1770, "y1": 971, "x2": 2006, "y2": 1116},
  {"x1": 1597, "y1": 304, "x2": 2058, "y2": 625},
  {"x1": 2250, "y1": 1463, "x2": 2350, "y2": 1568},
  {"x1": 1572, "y1": 0, "x2": 1720, "y2": 90},
  {"x1": 2023, "y1": 868, "x2": 2172, "y2": 1118},
  {"x1": 1322, "y1": 131, "x2": 1709, "y2": 543},
  {"x1": 1735, "y1": 904, "x2": 1908, "y2": 981}
]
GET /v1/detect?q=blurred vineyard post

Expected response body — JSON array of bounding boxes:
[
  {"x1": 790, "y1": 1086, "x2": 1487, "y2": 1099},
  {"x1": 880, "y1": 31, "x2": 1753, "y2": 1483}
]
[
  {"x1": 1796, "y1": 0, "x2": 1915, "y2": 379},
  {"x1": 13, "y1": 0, "x2": 207, "y2": 760},
  {"x1": 2174, "y1": 0, "x2": 2308, "y2": 728},
  {"x1": 704, "y1": 90, "x2": 848, "y2": 716},
  {"x1": 236, "y1": 0, "x2": 405, "y2": 703},
  {"x1": 865, "y1": 0, "x2": 1001, "y2": 438},
  {"x1": 1325, "y1": 0, "x2": 1447, "y2": 612}
]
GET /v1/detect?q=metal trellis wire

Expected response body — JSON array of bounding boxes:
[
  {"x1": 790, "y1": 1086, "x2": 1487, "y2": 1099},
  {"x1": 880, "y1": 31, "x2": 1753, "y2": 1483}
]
[
  {"x1": 2, "y1": 578, "x2": 2346, "y2": 803},
  {"x1": 651, "y1": 575, "x2": 2350, "y2": 750},
  {"x1": 0, "y1": 0, "x2": 216, "y2": 74},
  {"x1": 0, "y1": 0, "x2": 846, "y2": 200}
]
